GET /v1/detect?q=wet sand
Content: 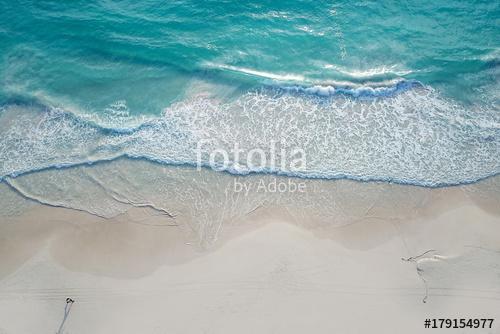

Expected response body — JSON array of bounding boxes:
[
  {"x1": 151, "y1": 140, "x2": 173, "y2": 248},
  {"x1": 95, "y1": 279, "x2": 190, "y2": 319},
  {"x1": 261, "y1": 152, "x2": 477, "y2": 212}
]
[{"x1": 0, "y1": 170, "x2": 499, "y2": 333}]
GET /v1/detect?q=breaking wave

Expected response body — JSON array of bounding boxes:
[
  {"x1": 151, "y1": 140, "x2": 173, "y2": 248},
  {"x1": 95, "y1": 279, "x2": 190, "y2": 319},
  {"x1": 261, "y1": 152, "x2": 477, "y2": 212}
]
[{"x1": 0, "y1": 83, "x2": 499, "y2": 187}]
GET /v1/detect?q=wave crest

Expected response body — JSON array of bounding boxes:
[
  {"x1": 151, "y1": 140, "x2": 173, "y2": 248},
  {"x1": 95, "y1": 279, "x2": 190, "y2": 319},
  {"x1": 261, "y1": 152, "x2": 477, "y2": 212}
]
[{"x1": 0, "y1": 84, "x2": 499, "y2": 187}]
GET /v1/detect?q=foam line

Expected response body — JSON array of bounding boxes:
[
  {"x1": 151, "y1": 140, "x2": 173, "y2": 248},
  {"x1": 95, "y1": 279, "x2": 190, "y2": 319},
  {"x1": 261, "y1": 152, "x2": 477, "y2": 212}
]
[{"x1": 0, "y1": 84, "x2": 498, "y2": 188}]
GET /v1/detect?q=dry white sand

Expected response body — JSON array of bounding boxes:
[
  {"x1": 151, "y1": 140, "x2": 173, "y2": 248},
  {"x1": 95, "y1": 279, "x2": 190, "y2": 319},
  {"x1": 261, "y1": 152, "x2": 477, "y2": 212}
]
[{"x1": 1, "y1": 190, "x2": 500, "y2": 333}]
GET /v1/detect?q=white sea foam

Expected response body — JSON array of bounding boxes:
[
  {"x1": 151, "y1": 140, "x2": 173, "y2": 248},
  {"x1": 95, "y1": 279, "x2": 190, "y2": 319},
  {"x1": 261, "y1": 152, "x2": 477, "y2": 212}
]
[
  {"x1": 205, "y1": 63, "x2": 306, "y2": 82},
  {"x1": 205, "y1": 62, "x2": 412, "y2": 93},
  {"x1": 323, "y1": 64, "x2": 413, "y2": 78},
  {"x1": 0, "y1": 85, "x2": 498, "y2": 186}
]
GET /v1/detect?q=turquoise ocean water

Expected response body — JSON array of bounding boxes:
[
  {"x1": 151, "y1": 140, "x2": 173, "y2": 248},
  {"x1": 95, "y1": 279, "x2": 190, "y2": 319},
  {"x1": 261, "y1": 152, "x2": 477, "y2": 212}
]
[{"x1": 0, "y1": 0, "x2": 499, "y2": 186}]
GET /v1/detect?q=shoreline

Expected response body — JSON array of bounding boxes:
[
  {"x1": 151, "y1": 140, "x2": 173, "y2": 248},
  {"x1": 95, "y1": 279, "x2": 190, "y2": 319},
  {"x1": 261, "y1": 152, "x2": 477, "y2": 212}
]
[
  {"x1": 3, "y1": 153, "x2": 500, "y2": 189},
  {"x1": 0, "y1": 167, "x2": 499, "y2": 333}
]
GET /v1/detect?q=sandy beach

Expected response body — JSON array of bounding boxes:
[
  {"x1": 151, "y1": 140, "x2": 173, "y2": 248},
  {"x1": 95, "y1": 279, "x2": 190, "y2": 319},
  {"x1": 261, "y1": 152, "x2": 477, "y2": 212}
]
[
  {"x1": 1, "y1": 2, "x2": 499, "y2": 333},
  {"x1": 1, "y1": 165, "x2": 499, "y2": 334}
]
